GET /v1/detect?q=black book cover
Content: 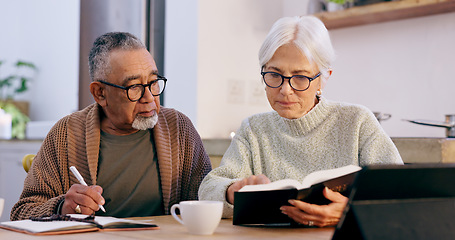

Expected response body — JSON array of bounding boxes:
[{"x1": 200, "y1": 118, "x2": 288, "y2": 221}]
[{"x1": 233, "y1": 170, "x2": 359, "y2": 225}]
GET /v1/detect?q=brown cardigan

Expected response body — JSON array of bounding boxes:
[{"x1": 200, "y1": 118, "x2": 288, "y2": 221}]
[{"x1": 11, "y1": 104, "x2": 212, "y2": 220}]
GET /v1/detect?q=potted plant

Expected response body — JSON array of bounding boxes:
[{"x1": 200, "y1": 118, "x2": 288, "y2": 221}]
[
  {"x1": 0, "y1": 60, "x2": 37, "y2": 139},
  {"x1": 326, "y1": 0, "x2": 354, "y2": 11}
]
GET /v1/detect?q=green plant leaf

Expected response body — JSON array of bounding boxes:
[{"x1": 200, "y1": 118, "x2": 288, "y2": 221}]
[
  {"x1": 328, "y1": 0, "x2": 352, "y2": 4},
  {"x1": 1, "y1": 101, "x2": 29, "y2": 139},
  {"x1": 15, "y1": 77, "x2": 28, "y2": 93},
  {"x1": 0, "y1": 76, "x2": 16, "y2": 87},
  {"x1": 0, "y1": 59, "x2": 37, "y2": 101},
  {"x1": 16, "y1": 61, "x2": 37, "y2": 69}
]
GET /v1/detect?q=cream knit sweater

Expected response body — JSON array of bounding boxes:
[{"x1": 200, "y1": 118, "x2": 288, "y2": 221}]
[{"x1": 198, "y1": 97, "x2": 403, "y2": 218}]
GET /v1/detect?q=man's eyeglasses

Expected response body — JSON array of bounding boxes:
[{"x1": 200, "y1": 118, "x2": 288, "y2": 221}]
[
  {"x1": 261, "y1": 71, "x2": 320, "y2": 91},
  {"x1": 98, "y1": 76, "x2": 167, "y2": 102}
]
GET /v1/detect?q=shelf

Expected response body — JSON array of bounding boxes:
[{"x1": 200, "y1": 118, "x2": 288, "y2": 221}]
[{"x1": 313, "y1": 0, "x2": 455, "y2": 29}]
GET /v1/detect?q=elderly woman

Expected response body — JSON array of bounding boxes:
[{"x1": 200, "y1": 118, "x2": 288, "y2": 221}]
[{"x1": 198, "y1": 16, "x2": 403, "y2": 227}]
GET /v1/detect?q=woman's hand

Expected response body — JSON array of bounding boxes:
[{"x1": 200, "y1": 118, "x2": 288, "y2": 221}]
[
  {"x1": 61, "y1": 184, "x2": 105, "y2": 215},
  {"x1": 280, "y1": 187, "x2": 348, "y2": 227},
  {"x1": 226, "y1": 174, "x2": 271, "y2": 204}
]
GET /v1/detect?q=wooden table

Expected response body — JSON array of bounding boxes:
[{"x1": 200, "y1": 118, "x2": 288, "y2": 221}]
[{"x1": 0, "y1": 215, "x2": 335, "y2": 239}]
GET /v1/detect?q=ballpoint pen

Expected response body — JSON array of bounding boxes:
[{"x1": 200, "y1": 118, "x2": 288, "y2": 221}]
[{"x1": 69, "y1": 166, "x2": 106, "y2": 212}]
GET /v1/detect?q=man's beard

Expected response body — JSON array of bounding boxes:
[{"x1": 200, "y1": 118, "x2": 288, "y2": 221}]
[{"x1": 132, "y1": 113, "x2": 158, "y2": 130}]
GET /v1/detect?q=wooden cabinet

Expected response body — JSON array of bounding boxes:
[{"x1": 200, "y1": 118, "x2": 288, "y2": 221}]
[
  {"x1": 392, "y1": 138, "x2": 455, "y2": 164},
  {"x1": 203, "y1": 137, "x2": 455, "y2": 166},
  {"x1": 313, "y1": 0, "x2": 455, "y2": 29}
]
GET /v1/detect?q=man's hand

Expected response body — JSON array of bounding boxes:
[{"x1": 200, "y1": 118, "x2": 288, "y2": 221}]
[
  {"x1": 280, "y1": 187, "x2": 348, "y2": 227},
  {"x1": 226, "y1": 174, "x2": 271, "y2": 204},
  {"x1": 61, "y1": 184, "x2": 105, "y2": 215}
]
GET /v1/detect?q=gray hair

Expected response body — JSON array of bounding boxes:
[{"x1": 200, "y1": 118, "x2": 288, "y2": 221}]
[
  {"x1": 88, "y1": 32, "x2": 145, "y2": 81},
  {"x1": 258, "y1": 16, "x2": 335, "y2": 81}
]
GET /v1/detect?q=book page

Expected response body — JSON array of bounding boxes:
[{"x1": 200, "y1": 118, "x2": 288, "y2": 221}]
[
  {"x1": 66, "y1": 214, "x2": 156, "y2": 228},
  {"x1": 93, "y1": 216, "x2": 156, "y2": 228},
  {"x1": 300, "y1": 165, "x2": 361, "y2": 189},
  {"x1": 0, "y1": 219, "x2": 92, "y2": 234},
  {"x1": 237, "y1": 165, "x2": 361, "y2": 192},
  {"x1": 238, "y1": 179, "x2": 303, "y2": 192},
  {"x1": 0, "y1": 215, "x2": 157, "y2": 234}
]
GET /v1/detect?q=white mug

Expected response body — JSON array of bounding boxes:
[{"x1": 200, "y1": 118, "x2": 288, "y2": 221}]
[
  {"x1": 171, "y1": 200, "x2": 223, "y2": 235},
  {"x1": 0, "y1": 198, "x2": 4, "y2": 218}
]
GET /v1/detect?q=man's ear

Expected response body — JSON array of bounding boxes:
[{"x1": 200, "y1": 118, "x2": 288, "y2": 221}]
[{"x1": 90, "y1": 82, "x2": 107, "y2": 107}]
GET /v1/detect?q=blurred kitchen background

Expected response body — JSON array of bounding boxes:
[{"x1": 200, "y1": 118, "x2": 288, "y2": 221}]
[
  {"x1": 1, "y1": 0, "x2": 454, "y2": 139},
  {"x1": 0, "y1": 0, "x2": 455, "y2": 221}
]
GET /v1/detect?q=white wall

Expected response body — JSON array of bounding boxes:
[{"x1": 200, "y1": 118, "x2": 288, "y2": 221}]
[
  {"x1": 197, "y1": 0, "x2": 276, "y2": 138},
  {"x1": 0, "y1": 0, "x2": 80, "y2": 121},
  {"x1": 325, "y1": 12, "x2": 455, "y2": 138},
  {"x1": 165, "y1": 0, "x2": 455, "y2": 139},
  {"x1": 166, "y1": 0, "x2": 309, "y2": 138}
]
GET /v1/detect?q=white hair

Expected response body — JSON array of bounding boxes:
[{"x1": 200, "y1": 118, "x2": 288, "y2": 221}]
[
  {"x1": 132, "y1": 113, "x2": 158, "y2": 130},
  {"x1": 89, "y1": 32, "x2": 145, "y2": 81},
  {"x1": 258, "y1": 16, "x2": 335, "y2": 85}
]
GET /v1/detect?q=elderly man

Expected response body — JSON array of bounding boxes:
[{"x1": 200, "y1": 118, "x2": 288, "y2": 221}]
[{"x1": 11, "y1": 32, "x2": 211, "y2": 220}]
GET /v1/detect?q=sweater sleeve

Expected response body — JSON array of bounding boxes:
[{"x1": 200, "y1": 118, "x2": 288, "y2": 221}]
[
  {"x1": 176, "y1": 111, "x2": 212, "y2": 202},
  {"x1": 10, "y1": 118, "x2": 70, "y2": 220},
  {"x1": 357, "y1": 109, "x2": 403, "y2": 165},
  {"x1": 198, "y1": 119, "x2": 255, "y2": 218}
]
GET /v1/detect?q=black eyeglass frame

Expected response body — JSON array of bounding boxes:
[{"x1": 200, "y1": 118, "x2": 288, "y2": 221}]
[
  {"x1": 97, "y1": 76, "x2": 167, "y2": 102},
  {"x1": 260, "y1": 71, "x2": 321, "y2": 91}
]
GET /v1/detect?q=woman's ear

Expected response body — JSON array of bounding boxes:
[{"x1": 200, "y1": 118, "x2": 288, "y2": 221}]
[
  {"x1": 327, "y1": 68, "x2": 333, "y2": 77},
  {"x1": 90, "y1": 82, "x2": 107, "y2": 107},
  {"x1": 321, "y1": 68, "x2": 333, "y2": 90}
]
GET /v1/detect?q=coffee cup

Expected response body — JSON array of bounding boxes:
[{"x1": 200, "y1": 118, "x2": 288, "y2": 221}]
[
  {"x1": 170, "y1": 200, "x2": 223, "y2": 235},
  {"x1": 0, "y1": 198, "x2": 4, "y2": 218}
]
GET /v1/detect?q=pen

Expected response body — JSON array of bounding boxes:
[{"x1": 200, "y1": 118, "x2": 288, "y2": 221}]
[{"x1": 69, "y1": 166, "x2": 106, "y2": 212}]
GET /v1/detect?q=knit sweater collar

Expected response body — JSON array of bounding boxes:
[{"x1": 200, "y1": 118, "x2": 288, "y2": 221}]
[{"x1": 276, "y1": 96, "x2": 331, "y2": 136}]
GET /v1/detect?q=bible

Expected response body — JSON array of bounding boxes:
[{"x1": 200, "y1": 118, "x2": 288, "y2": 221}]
[
  {"x1": 0, "y1": 214, "x2": 159, "y2": 235},
  {"x1": 233, "y1": 165, "x2": 361, "y2": 225}
]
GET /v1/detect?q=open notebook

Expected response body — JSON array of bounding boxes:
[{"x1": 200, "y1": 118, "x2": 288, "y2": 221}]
[{"x1": 0, "y1": 214, "x2": 159, "y2": 235}]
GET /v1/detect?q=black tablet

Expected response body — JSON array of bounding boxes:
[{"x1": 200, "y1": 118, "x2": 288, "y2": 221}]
[{"x1": 332, "y1": 163, "x2": 455, "y2": 240}]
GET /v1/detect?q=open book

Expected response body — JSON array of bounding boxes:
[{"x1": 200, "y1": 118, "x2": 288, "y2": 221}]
[
  {"x1": 0, "y1": 214, "x2": 159, "y2": 235},
  {"x1": 233, "y1": 165, "x2": 362, "y2": 225}
]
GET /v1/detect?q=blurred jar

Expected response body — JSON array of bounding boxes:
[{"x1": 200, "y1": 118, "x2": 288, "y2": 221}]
[{"x1": 373, "y1": 112, "x2": 391, "y2": 123}]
